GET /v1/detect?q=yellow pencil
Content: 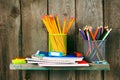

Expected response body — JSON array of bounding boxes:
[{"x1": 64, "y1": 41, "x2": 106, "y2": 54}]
[
  {"x1": 42, "y1": 15, "x2": 52, "y2": 33},
  {"x1": 42, "y1": 14, "x2": 74, "y2": 55},
  {"x1": 56, "y1": 14, "x2": 61, "y2": 33},
  {"x1": 48, "y1": 15, "x2": 55, "y2": 33},
  {"x1": 50, "y1": 15, "x2": 59, "y2": 34}
]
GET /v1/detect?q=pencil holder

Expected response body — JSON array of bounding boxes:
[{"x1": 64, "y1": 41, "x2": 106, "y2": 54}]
[
  {"x1": 83, "y1": 40, "x2": 105, "y2": 62},
  {"x1": 48, "y1": 34, "x2": 67, "y2": 56}
]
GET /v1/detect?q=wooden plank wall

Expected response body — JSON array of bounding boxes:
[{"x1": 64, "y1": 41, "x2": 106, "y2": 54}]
[
  {"x1": 0, "y1": 0, "x2": 120, "y2": 80},
  {"x1": 21, "y1": 0, "x2": 48, "y2": 80},
  {"x1": 0, "y1": 0, "x2": 20, "y2": 80},
  {"x1": 104, "y1": 0, "x2": 120, "y2": 80}
]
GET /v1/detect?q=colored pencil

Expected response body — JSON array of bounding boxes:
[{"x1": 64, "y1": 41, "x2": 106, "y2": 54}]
[
  {"x1": 62, "y1": 17, "x2": 67, "y2": 34},
  {"x1": 94, "y1": 27, "x2": 99, "y2": 40},
  {"x1": 56, "y1": 14, "x2": 61, "y2": 33},
  {"x1": 42, "y1": 14, "x2": 74, "y2": 56},
  {"x1": 64, "y1": 17, "x2": 75, "y2": 34},
  {"x1": 79, "y1": 28, "x2": 87, "y2": 40}
]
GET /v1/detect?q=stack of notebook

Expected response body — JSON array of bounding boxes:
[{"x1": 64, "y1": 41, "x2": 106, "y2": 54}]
[{"x1": 25, "y1": 51, "x2": 89, "y2": 67}]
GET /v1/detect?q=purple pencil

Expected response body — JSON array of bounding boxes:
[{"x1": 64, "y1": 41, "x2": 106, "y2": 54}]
[{"x1": 79, "y1": 28, "x2": 87, "y2": 40}]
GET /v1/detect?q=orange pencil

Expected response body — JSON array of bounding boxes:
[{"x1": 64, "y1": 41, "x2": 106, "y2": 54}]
[
  {"x1": 94, "y1": 27, "x2": 99, "y2": 40},
  {"x1": 88, "y1": 27, "x2": 95, "y2": 40},
  {"x1": 64, "y1": 17, "x2": 74, "y2": 34},
  {"x1": 62, "y1": 16, "x2": 67, "y2": 34}
]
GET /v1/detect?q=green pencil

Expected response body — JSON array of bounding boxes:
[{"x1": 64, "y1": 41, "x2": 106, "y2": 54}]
[{"x1": 102, "y1": 28, "x2": 112, "y2": 40}]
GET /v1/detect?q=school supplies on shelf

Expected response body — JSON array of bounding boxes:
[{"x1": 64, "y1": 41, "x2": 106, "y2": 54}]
[
  {"x1": 79, "y1": 26, "x2": 112, "y2": 41},
  {"x1": 42, "y1": 14, "x2": 75, "y2": 56},
  {"x1": 25, "y1": 50, "x2": 89, "y2": 67},
  {"x1": 48, "y1": 51, "x2": 64, "y2": 57},
  {"x1": 38, "y1": 60, "x2": 89, "y2": 67},
  {"x1": 29, "y1": 51, "x2": 84, "y2": 64},
  {"x1": 48, "y1": 34, "x2": 67, "y2": 56},
  {"x1": 12, "y1": 58, "x2": 26, "y2": 64},
  {"x1": 42, "y1": 14, "x2": 75, "y2": 34},
  {"x1": 92, "y1": 60, "x2": 107, "y2": 64},
  {"x1": 74, "y1": 52, "x2": 83, "y2": 57},
  {"x1": 79, "y1": 26, "x2": 112, "y2": 62},
  {"x1": 84, "y1": 40, "x2": 105, "y2": 62}
]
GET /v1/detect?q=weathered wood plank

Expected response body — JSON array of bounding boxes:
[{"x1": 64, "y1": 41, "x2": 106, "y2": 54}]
[
  {"x1": 76, "y1": 0, "x2": 103, "y2": 80},
  {"x1": 104, "y1": 0, "x2": 120, "y2": 80},
  {"x1": 21, "y1": 0, "x2": 48, "y2": 80},
  {"x1": 104, "y1": 30, "x2": 120, "y2": 80},
  {"x1": 10, "y1": 63, "x2": 110, "y2": 70},
  {"x1": 49, "y1": 0, "x2": 75, "y2": 80},
  {"x1": 104, "y1": 0, "x2": 120, "y2": 29},
  {"x1": 50, "y1": 70, "x2": 75, "y2": 80},
  {"x1": 0, "y1": 0, "x2": 20, "y2": 80},
  {"x1": 0, "y1": 30, "x2": 9, "y2": 80}
]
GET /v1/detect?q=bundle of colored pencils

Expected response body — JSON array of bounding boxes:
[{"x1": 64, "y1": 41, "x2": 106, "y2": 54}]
[
  {"x1": 42, "y1": 14, "x2": 74, "y2": 56},
  {"x1": 79, "y1": 26, "x2": 112, "y2": 61},
  {"x1": 79, "y1": 26, "x2": 112, "y2": 41},
  {"x1": 42, "y1": 14, "x2": 74, "y2": 34}
]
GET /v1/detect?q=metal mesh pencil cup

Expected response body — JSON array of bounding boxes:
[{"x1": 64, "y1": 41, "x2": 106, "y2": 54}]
[
  {"x1": 48, "y1": 34, "x2": 67, "y2": 56},
  {"x1": 83, "y1": 40, "x2": 105, "y2": 62}
]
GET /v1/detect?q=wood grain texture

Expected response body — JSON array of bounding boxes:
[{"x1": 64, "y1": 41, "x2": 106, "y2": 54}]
[
  {"x1": 50, "y1": 70, "x2": 75, "y2": 80},
  {"x1": 104, "y1": 0, "x2": 120, "y2": 29},
  {"x1": 104, "y1": 30, "x2": 120, "y2": 80},
  {"x1": 10, "y1": 63, "x2": 110, "y2": 70},
  {"x1": 0, "y1": 30, "x2": 9, "y2": 80},
  {"x1": 49, "y1": 0, "x2": 75, "y2": 80},
  {"x1": 21, "y1": 0, "x2": 48, "y2": 80},
  {"x1": 0, "y1": 0, "x2": 20, "y2": 80},
  {"x1": 76, "y1": 0, "x2": 103, "y2": 80},
  {"x1": 21, "y1": 0, "x2": 48, "y2": 56},
  {"x1": 104, "y1": 1, "x2": 120, "y2": 80}
]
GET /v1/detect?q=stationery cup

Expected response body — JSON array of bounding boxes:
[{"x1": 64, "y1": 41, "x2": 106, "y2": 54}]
[
  {"x1": 83, "y1": 40, "x2": 105, "y2": 62},
  {"x1": 48, "y1": 34, "x2": 67, "y2": 56}
]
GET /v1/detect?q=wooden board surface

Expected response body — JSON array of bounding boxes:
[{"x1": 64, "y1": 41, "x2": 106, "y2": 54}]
[
  {"x1": 10, "y1": 63, "x2": 110, "y2": 70},
  {"x1": 0, "y1": 0, "x2": 20, "y2": 80},
  {"x1": 21, "y1": 0, "x2": 48, "y2": 80},
  {"x1": 104, "y1": 30, "x2": 120, "y2": 80},
  {"x1": 76, "y1": 0, "x2": 103, "y2": 80},
  {"x1": 104, "y1": 1, "x2": 120, "y2": 80}
]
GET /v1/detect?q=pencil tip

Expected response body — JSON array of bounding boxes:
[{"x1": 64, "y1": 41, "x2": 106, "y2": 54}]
[
  {"x1": 79, "y1": 28, "x2": 81, "y2": 31},
  {"x1": 55, "y1": 14, "x2": 58, "y2": 16}
]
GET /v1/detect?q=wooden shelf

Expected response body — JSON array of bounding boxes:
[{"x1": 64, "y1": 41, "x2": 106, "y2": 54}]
[{"x1": 10, "y1": 62, "x2": 110, "y2": 70}]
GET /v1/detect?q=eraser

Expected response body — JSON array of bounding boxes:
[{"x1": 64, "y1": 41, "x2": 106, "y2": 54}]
[
  {"x1": 48, "y1": 52, "x2": 63, "y2": 57},
  {"x1": 12, "y1": 58, "x2": 26, "y2": 64}
]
